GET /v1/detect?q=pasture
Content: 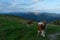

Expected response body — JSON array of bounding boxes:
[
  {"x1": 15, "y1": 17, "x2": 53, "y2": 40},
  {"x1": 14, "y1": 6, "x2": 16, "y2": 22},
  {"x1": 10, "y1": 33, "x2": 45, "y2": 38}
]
[{"x1": 0, "y1": 15, "x2": 60, "y2": 40}]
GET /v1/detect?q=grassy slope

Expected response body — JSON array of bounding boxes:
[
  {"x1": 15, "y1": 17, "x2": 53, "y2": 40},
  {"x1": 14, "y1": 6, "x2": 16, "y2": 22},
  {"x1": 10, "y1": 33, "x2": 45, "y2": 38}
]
[{"x1": 0, "y1": 15, "x2": 60, "y2": 40}]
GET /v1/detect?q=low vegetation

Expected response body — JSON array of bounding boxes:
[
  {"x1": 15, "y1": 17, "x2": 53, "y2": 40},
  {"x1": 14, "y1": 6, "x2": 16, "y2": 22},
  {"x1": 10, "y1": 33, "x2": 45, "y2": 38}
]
[{"x1": 0, "y1": 15, "x2": 60, "y2": 40}]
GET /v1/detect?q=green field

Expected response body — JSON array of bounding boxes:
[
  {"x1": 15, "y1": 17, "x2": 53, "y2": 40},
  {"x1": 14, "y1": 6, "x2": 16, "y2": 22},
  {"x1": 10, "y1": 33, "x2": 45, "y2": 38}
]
[{"x1": 0, "y1": 15, "x2": 60, "y2": 40}]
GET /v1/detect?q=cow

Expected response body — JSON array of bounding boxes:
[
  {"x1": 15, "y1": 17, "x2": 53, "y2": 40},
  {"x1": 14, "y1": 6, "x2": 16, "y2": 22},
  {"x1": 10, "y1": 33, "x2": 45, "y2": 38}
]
[
  {"x1": 27, "y1": 20, "x2": 34, "y2": 26},
  {"x1": 27, "y1": 20, "x2": 33, "y2": 25},
  {"x1": 37, "y1": 20, "x2": 46, "y2": 37}
]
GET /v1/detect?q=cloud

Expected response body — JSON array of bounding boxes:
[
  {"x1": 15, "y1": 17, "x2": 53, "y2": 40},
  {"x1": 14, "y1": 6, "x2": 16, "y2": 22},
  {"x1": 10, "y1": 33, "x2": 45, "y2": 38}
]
[
  {"x1": 0, "y1": 0, "x2": 41, "y2": 12},
  {"x1": 0, "y1": 0, "x2": 60, "y2": 13}
]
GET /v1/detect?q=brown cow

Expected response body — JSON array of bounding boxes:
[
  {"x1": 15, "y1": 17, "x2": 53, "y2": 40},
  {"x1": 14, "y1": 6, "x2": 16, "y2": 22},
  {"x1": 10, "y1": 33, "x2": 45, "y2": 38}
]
[
  {"x1": 27, "y1": 20, "x2": 33, "y2": 26},
  {"x1": 37, "y1": 20, "x2": 46, "y2": 37},
  {"x1": 27, "y1": 20, "x2": 33, "y2": 24}
]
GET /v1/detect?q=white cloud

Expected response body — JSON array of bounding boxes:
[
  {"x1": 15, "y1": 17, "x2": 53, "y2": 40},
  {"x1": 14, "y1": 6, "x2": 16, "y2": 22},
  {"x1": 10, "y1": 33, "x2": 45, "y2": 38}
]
[
  {"x1": 0, "y1": 0, "x2": 45, "y2": 12},
  {"x1": 0, "y1": 0, "x2": 60, "y2": 13}
]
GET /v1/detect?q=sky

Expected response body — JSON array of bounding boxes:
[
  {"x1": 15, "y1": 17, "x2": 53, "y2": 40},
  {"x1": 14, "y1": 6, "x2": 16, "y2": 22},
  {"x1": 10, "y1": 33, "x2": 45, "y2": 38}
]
[{"x1": 0, "y1": 0, "x2": 60, "y2": 13}]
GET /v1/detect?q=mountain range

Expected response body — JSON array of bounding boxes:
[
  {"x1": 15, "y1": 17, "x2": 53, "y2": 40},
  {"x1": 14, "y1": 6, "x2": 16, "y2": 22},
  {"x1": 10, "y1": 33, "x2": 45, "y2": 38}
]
[{"x1": 0, "y1": 12, "x2": 60, "y2": 23}]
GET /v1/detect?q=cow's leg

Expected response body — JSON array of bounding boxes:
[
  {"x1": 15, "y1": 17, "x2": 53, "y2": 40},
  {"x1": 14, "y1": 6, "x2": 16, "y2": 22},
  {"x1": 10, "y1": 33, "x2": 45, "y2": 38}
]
[
  {"x1": 41, "y1": 30, "x2": 45, "y2": 37},
  {"x1": 37, "y1": 30, "x2": 41, "y2": 37}
]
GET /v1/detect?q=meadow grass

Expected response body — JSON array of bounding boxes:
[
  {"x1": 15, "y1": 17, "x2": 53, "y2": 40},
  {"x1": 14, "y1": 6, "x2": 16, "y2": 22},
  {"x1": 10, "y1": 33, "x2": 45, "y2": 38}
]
[{"x1": 0, "y1": 15, "x2": 60, "y2": 40}]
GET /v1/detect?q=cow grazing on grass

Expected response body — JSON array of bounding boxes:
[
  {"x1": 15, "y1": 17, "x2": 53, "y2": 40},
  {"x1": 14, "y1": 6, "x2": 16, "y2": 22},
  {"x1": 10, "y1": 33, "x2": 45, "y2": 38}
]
[
  {"x1": 37, "y1": 20, "x2": 46, "y2": 37},
  {"x1": 27, "y1": 20, "x2": 33, "y2": 25},
  {"x1": 27, "y1": 20, "x2": 33, "y2": 26}
]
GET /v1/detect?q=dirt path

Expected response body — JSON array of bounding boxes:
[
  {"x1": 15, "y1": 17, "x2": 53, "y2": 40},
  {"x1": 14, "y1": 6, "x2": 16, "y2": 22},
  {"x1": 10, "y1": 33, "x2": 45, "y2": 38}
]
[{"x1": 48, "y1": 33, "x2": 60, "y2": 40}]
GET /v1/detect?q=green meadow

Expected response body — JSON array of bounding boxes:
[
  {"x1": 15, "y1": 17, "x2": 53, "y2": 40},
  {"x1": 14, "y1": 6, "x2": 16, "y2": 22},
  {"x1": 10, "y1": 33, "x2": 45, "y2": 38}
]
[{"x1": 0, "y1": 15, "x2": 60, "y2": 40}]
